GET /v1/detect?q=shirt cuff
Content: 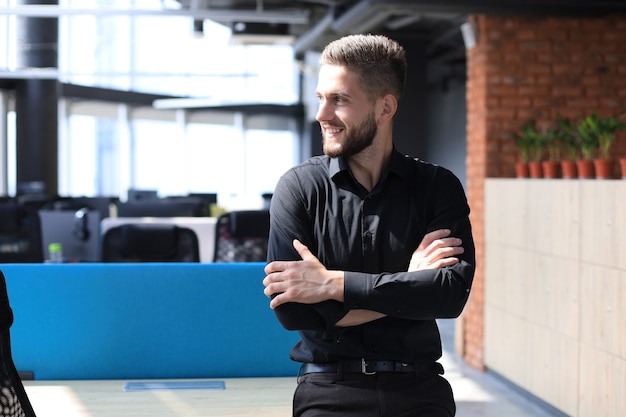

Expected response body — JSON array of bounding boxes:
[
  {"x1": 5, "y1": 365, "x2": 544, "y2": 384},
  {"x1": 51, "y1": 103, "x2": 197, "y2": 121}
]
[{"x1": 343, "y1": 271, "x2": 373, "y2": 310}]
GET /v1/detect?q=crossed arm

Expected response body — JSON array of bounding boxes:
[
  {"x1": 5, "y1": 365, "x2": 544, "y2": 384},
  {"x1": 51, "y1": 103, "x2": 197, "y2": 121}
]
[{"x1": 263, "y1": 229, "x2": 464, "y2": 327}]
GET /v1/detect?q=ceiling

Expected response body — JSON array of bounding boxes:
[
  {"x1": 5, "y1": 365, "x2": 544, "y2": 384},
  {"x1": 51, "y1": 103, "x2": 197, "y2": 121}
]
[
  {"x1": 2, "y1": 0, "x2": 625, "y2": 109},
  {"x1": 175, "y1": 0, "x2": 626, "y2": 61},
  {"x1": 2, "y1": 0, "x2": 625, "y2": 68}
]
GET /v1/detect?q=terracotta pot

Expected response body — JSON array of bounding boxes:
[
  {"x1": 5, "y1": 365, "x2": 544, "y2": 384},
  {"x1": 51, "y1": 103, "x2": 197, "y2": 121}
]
[
  {"x1": 593, "y1": 159, "x2": 613, "y2": 179},
  {"x1": 528, "y1": 161, "x2": 543, "y2": 178},
  {"x1": 515, "y1": 162, "x2": 529, "y2": 178},
  {"x1": 561, "y1": 160, "x2": 577, "y2": 179},
  {"x1": 619, "y1": 158, "x2": 626, "y2": 179},
  {"x1": 576, "y1": 159, "x2": 595, "y2": 179},
  {"x1": 542, "y1": 161, "x2": 560, "y2": 179}
]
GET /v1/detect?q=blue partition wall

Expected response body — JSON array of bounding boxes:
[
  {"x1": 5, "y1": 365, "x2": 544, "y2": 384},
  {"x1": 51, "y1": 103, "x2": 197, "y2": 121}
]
[{"x1": 2, "y1": 263, "x2": 301, "y2": 380}]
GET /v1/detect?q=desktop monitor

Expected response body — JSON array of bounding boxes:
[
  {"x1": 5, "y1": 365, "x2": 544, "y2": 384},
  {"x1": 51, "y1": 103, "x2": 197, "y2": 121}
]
[
  {"x1": 164, "y1": 193, "x2": 218, "y2": 217},
  {"x1": 116, "y1": 201, "x2": 204, "y2": 218},
  {"x1": 38, "y1": 209, "x2": 101, "y2": 262},
  {"x1": 127, "y1": 189, "x2": 159, "y2": 203},
  {"x1": 188, "y1": 193, "x2": 218, "y2": 207},
  {"x1": 45, "y1": 196, "x2": 118, "y2": 220}
]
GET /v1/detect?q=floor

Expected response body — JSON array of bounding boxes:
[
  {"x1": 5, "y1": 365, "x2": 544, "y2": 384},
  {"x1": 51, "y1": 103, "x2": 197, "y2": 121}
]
[
  {"x1": 437, "y1": 320, "x2": 559, "y2": 417},
  {"x1": 22, "y1": 319, "x2": 562, "y2": 417}
]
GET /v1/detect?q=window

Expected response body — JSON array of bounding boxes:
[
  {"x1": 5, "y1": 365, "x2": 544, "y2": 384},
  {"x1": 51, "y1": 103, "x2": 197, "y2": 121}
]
[{"x1": 52, "y1": 0, "x2": 301, "y2": 206}]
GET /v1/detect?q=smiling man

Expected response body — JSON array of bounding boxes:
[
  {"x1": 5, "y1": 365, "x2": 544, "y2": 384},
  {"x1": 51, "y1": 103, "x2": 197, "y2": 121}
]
[{"x1": 263, "y1": 34, "x2": 475, "y2": 417}]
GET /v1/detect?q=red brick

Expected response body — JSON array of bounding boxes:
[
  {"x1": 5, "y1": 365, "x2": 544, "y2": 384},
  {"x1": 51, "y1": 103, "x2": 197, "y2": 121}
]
[{"x1": 551, "y1": 85, "x2": 585, "y2": 97}]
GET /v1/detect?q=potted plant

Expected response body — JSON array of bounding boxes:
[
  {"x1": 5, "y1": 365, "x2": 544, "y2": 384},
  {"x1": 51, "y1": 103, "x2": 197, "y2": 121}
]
[
  {"x1": 541, "y1": 126, "x2": 561, "y2": 178},
  {"x1": 511, "y1": 121, "x2": 531, "y2": 178},
  {"x1": 555, "y1": 114, "x2": 579, "y2": 179},
  {"x1": 576, "y1": 112, "x2": 626, "y2": 179},
  {"x1": 512, "y1": 120, "x2": 543, "y2": 178},
  {"x1": 574, "y1": 114, "x2": 599, "y2": 178}
]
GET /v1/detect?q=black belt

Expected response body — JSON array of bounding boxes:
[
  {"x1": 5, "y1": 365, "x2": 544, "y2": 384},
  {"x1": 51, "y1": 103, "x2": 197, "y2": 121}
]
[{"x1": 301, "y1": 359, "x2": 443, "y2": 375}]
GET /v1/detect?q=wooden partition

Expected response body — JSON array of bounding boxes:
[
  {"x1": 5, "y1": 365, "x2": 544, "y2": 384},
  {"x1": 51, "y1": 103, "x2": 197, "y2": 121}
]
[{"x1": 484, "y1": 179, "x2": 626, "y2": 416}]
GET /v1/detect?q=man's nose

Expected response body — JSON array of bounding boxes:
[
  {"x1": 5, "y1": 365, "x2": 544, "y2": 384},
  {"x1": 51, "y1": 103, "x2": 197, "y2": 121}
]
[{"x1": 315, "y1": 101, "x2": 332, "y2": 122}]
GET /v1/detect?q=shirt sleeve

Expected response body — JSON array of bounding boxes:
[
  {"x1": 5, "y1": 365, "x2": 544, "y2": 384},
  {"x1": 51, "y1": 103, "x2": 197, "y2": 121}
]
[
  {"x1": 266, "y1": 169, "x2": 348, "y2": 331},
  {"x1": 343, "y1": 167, "x2": 476, "y2": 320}
]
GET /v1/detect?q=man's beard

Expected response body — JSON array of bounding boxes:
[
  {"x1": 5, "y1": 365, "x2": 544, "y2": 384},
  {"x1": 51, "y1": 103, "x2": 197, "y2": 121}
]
[{"x1": 322, "y1": 110, "x2": 377, "y2": 158}]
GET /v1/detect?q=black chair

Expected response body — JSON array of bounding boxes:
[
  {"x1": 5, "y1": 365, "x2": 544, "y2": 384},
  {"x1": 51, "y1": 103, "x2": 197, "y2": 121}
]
[
  {"x1": 0, "y1": 270, "x2": 37, "y2": 417},
  {"x1": 101, "y1": 223, "x2": 200, "y2": 262},
  {"x1": 0, "y1": 201, "x2": 44, "y2": 263},
  {"x1": 213, "y1": 210, "x2": 270, "y2": 262}
]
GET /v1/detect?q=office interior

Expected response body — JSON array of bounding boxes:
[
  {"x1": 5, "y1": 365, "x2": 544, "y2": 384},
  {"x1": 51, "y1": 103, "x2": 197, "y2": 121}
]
[{"x1": 1, "y1": 1, "x2": 626, "y2": 417}]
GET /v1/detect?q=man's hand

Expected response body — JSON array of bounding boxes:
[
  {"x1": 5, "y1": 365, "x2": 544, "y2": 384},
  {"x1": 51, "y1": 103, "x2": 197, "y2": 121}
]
[
  {"x1": 263, "y1": 239, "x2": 344, "y2": 309},
  {"x1": 336, "y1": 229, "x2": 463, "y2": 327},
  {"x1": 408, "y1": 229, "x2": 463, "y2": 271}
]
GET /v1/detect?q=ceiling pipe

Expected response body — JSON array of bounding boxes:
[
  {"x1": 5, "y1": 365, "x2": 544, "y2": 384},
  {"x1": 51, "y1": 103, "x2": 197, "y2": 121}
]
[
  {"x1": 331, "y1": 0, "x2": 455, "y2": 35},
  {"x1": 296, "y1": 0, "x2": 444, "y2": 52},
  {"x1": 331, "y1": 0, "x2": 381, "y2": 34},
  {"x1": 385, "y1": 14, "x2": 422, "y2": 31},
  {"x1": 293, "y1": 9, "x2": 334, "y2": 55}
]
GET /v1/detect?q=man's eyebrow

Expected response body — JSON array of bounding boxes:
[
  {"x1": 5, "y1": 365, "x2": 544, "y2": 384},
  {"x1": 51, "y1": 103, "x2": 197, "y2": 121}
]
[{"x1": 316, "y1": 89, "x2": 351, "y2": 98}]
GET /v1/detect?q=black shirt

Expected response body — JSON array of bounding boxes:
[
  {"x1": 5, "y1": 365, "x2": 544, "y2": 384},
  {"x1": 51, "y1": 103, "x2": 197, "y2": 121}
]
[{"x1": 267, "y1": 148, "x2": 475, "y2": 365}]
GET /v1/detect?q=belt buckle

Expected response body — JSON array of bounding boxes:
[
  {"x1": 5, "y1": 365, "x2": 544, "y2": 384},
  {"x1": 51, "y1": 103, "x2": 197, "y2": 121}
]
[{"x1": 361, "y1": 359, "x2": 376, "y2": 375}]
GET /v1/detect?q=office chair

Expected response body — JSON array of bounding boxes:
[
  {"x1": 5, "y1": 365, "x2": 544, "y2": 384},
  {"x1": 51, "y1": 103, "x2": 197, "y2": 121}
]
[
  {"x1": 213, "y1": 210, "x2": 270, "y2": 262},
  {"x1": 101, "y1": 223, "x2": 200, "y2": 262},
  {"x1": 0, "y1": 201, "x2": 44, "y2": 263},
  {"x1": 0, "y1": 270, "x2": 37, "y2": 417}
]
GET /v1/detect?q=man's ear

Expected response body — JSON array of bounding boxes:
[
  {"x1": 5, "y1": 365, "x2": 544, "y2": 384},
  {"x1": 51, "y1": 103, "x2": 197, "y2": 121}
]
[{"x1": 376, "y1": 94, "x2": 398, "y2": 122}]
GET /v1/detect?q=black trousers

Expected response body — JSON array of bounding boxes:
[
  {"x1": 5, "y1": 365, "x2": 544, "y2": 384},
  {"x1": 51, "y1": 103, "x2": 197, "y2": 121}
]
[{"x1": 293, "y1": 371, "x2": 455, "y2": 417}]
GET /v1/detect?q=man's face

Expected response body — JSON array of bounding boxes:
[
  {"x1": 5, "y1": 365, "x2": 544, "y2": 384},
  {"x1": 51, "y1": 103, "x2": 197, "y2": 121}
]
[{"x1": 315, "y1": 65, "x2": 378, "y2": 158}]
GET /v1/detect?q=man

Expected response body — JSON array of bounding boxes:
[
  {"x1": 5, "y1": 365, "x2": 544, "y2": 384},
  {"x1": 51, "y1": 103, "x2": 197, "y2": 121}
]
[{"x1": 263, "y1": 34, "x2": 475, "y2": 417}]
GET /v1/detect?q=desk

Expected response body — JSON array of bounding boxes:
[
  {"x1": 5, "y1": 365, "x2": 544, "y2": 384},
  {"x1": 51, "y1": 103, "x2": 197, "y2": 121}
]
[
  {"x1": 101, "y1": 217, "x2": 217, "y2": 263},
  {"x1": 25, "y1": 377, "x2": 295, "y2": 417}
]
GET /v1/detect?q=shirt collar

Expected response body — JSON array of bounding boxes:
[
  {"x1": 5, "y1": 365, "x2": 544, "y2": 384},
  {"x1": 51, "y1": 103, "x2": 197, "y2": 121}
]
[
  {"x1": 328, "y1": 147, "x2": 408, "y2": 182},
  {"x1": 329, "y1": 156, "x2": 348, "y2": 178}
]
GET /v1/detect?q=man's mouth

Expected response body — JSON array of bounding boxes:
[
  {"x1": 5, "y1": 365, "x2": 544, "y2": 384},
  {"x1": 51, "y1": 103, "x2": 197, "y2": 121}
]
[{"x1": 324, "y1": 126, "x2": 344, "y2": 135}]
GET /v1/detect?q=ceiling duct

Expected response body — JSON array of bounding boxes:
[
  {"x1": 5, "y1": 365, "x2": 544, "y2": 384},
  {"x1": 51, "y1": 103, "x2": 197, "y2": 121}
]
[
  {"x1": 230, "y1": 21, "x2": 295, "y2": 45},
  {"x1": 293, "y1": 10, "x2": 334, "y2": 55},
  {"x1": 332, "y1": 0, "x2": 398, "y2": 34},
  {"x1": 330, "y1": 0, "x2": 462, "y2": 35}
]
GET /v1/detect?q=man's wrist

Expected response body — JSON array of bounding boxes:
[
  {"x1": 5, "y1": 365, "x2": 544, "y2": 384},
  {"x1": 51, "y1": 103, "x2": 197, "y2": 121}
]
[{"x1": 329, "y1": 270, "x2": 345, "y2": 302}]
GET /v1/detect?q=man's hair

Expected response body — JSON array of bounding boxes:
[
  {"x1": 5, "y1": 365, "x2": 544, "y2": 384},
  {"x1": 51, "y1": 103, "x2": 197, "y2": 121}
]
[{"x1": 319, "y1": 34, "x2": 407, "y2": 102}]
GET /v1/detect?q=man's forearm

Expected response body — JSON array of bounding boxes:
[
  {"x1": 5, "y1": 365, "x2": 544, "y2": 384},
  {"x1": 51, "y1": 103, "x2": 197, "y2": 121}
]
[{"x1": 335, "y1": 309, "x2": 386, "y2": 327}]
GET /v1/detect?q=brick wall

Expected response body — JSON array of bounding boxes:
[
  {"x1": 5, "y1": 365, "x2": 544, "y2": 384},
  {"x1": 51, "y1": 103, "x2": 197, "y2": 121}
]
[{"x1": 464, "y1": 13, "x2": 626, "y2": 370}]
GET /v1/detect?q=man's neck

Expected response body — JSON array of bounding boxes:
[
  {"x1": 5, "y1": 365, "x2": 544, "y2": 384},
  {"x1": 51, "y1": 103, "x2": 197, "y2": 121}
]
[{"x1": 347, "y1": 140, "x2": 393, "y2": 192}]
